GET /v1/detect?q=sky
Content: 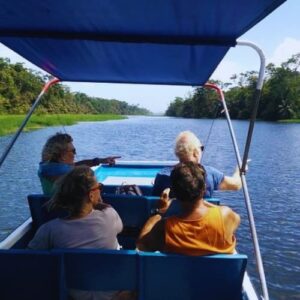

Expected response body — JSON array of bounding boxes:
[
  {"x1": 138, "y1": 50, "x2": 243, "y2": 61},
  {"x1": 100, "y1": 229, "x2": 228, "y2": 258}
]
[{"x1": 0, "y1": 0, "x2": 299, "y2": 114}]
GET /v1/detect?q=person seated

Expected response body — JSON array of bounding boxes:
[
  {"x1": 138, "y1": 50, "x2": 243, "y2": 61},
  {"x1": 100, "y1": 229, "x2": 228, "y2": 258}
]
[
  {"x1": 152, "y1": 130, "x2": 244, "y2": 198},
  {"x1": 28, "y1": 166, "x2": 129, "y2": 300},
  {"x1": 38, "y1": 132, "x2": 120, "y2": 195},
  {"x1": 137, "y1": 162, "x2": 240, "y2": 255}
]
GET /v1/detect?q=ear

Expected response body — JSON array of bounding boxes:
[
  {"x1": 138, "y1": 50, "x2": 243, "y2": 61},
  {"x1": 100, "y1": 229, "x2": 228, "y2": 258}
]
[
  {"x1": 193, "y1": 148, "x2": 199, "y2": 158},
  {"x1": 88, "y1": 190, "x2": 94, "y2": 203}
]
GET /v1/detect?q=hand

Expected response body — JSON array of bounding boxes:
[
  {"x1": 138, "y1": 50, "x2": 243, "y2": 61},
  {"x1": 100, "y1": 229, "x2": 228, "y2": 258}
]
[
  {"x1": 100, "y1": 156, "x2": 121, "y2": 166},
  {"x1": 157, "y1": 188, "x2": 172, "y2": 214}
]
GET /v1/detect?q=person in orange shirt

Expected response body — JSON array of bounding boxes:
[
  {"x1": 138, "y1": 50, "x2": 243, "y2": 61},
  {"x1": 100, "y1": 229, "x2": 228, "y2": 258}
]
[{"x1": 137, "y1": 162, "x2": 240, "y2": 255}]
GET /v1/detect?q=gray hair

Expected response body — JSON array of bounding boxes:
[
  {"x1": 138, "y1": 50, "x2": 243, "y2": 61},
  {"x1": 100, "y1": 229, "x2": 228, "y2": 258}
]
[
  {"x1": 41, "y1": 132, "x2": 73, "y2": 162},
  {"x1": 175, "y1": 131, "x2": 201, "y2": 160}
]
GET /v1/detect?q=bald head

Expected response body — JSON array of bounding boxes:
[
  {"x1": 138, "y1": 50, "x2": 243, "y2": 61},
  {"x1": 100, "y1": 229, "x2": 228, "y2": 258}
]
[{"x1": 175, "y1": 131, "x2": 203, "y2": 163}]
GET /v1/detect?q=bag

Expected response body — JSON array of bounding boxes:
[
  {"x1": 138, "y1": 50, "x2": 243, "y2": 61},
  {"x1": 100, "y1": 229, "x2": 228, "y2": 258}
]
[{"x1": 115, "y1": 184, "x2": 143, "y2": 196}]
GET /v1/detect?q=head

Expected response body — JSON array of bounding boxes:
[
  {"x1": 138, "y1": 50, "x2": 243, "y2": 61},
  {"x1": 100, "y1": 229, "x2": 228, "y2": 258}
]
[
  {"x1": 49, "y1": 166, "x2": 102, "y2": 216},
  {"x1": 170, "y1": 162, "x2": 206, "y2": 203},
  {"x1": 175, "y1": 131, "x2": 204, "y2": 163},
  {"x1": 41, "y1": 133, "x2": 76, "y2": 164}
]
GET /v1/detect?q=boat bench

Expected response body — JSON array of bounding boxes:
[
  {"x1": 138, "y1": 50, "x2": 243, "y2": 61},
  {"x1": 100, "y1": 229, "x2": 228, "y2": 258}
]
[
  {"x1": 27, "y1": 194, "x2": 220, "y2": 249},
  {"x1": 0, "y1": 248, "x2": 247, "y2": 300},
  {"x1": 28, "y1": 194, "x2": 219, "y2": 229}
]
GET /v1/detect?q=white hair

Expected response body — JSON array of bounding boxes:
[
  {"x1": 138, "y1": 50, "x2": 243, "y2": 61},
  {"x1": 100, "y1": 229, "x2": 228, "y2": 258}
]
[{"x1": 175, "y1": 131, "x2": 201, "y2": 161}]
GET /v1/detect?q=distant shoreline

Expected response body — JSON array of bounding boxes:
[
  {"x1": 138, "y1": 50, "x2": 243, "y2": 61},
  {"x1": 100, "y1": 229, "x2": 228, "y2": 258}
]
[
  {"x1": 0, "y1": 114, "x2": 126, "y2": 137},
  {"x1": 278, "y1": 119, "x2": 300, "y2": 123}
]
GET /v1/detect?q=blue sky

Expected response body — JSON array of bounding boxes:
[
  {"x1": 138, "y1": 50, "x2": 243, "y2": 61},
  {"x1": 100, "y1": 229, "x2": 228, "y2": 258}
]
[{"x1": 0, "y1": 0, "x2": 299, "y2": 114}]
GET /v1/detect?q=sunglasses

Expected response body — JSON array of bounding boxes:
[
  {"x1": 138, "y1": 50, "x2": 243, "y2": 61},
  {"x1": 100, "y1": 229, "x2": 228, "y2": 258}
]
[
  {"x1": 66, "y1": 148, "x2": 76, "y2": 154},
  {"x1": 200, "y1": 145, "x2": 205, "y2": 152},
  {"x1": 90, "y1": 182, "x2": 104, "y2": 192}
]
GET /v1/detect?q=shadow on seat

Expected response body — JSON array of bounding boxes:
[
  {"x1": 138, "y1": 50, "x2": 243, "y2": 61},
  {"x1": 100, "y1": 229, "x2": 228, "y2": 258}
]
[
  {"x1": 0, "y1": 249, "x2": 63, "y2": 300},
  {"x1": 139, "y1": 252, "x2": 247, "y2": 300},
  {"x1": 57, "y1": 248, "x2": 138, "y2": 292}
]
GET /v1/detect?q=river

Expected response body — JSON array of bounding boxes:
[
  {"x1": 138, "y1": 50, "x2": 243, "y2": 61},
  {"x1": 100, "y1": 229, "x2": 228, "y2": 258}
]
[{"x1": 0, "y1": 116, "x2": 299, "y2": 299}]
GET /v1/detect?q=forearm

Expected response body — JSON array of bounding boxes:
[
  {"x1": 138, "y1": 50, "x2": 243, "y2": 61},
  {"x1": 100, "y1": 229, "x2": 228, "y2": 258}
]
[
  {"x1": 75, "y1": 158, "x2": 100, "y2": 167},
  {"x1": 219, "y1": 167, "x2": 242, "y2": 190},
  {"x1": 136, "y1": 214, "x2": 162, "y2": 251}
]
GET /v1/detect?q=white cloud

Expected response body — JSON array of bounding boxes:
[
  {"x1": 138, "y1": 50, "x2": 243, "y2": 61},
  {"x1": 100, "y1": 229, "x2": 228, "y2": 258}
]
[{"x1": 269, "y1": 37, "x2": 300, "y2": 66}]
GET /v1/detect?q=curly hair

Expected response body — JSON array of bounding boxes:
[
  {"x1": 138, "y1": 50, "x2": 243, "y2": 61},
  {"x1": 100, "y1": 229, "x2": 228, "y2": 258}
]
[
  {"x1": 49, "y1": 166, "x2": 96, "y2": 215},
  {"x1": 175, "y1": 131, "x2": 202, "y2": 161},
  {"x1": 171, "y1": 162, "x2": 206, "y2": 202},
  {"x1": 41, "y1": 133, "x2": 73, "y2": 162}
]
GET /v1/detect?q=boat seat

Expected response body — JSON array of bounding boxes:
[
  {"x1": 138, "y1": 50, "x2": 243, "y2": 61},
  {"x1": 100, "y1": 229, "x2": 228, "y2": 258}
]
[
  {"x1": 139, "y1": 251, "x2": 247, "y2": 300},
  {"x1": 0, "y1": 249, "x2": 63, "y2": 300},
  {"x1": 28, "y1": 193, "x2": 219, "y2": 231},
  {"x1": 57, "y1": 248, "x2": 138, "y2": 292},
  {"x1": 0, "y1": 248, "x2": 247, "y2": 300},
  {"x1": 103, "y1": 194, "x2": 159, "y2": 228},
  {"x1": 27, "y1": 194, "x2": 67, "y2": 230},
  {"x1": 57, "y1": 249, "x2": 246, "y2": 300},
  {"x1": 103, "y1": 184, "x2": 153, "y2": 196}
]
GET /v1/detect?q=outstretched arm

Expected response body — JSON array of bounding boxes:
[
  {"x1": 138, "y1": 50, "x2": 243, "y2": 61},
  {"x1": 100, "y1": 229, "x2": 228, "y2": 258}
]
[
  {"x1": 75, "y1": 156, "x2": 121, "y2": 167},
  {"x1": 219, "y1": 160, "x2": 250, "y2": 191},
  {"x1": 219, "y1": 166, "x2": 242, "y2": 190}
]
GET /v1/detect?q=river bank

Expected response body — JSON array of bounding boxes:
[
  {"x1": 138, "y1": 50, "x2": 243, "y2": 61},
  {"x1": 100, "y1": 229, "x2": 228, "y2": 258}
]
[{"x1": 0, "y1": 114, "x2": 126, "y2": 136}]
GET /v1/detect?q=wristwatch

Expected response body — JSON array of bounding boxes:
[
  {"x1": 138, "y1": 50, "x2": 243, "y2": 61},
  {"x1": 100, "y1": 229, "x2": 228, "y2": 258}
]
[{"x1": 150, "y1": 208, "x2": 164, "y2": 217}]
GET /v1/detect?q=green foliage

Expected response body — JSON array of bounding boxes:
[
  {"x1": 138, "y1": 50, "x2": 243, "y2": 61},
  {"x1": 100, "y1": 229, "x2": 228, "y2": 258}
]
[
  {"x1": 0, "y1": 58, "x2": 151, "y2": 116},
  {"x1": 0, "y1": 114, "x2": 125, "y2": 136},
  {"x1": 166, "y1": 53, "x2": 300, "y2": 121}
]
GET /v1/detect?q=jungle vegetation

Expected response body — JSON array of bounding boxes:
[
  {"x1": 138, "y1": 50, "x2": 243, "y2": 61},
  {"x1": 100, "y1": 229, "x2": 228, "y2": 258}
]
[
  {"x1": 0, "y1": 58, "x2": 150, "y2": 115},
  {"x1": 166, "y1": 53, "x2": 300, "y2": 121}
]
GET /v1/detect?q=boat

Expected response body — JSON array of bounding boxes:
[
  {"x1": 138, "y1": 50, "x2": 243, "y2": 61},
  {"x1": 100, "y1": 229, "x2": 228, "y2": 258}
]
[{"x1": 0, "y1": 1, "x2": 287, "y2": 299}]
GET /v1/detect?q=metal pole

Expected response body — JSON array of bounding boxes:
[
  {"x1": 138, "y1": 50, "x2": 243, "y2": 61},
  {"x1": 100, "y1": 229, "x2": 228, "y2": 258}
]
[
  {"x1": 237, "y1": 41, "x2": 266, "y2": 173},
  {"x1": 205, "y1": 80, "x2": 269, "y2": 300},
  {"x1": 236, "y1": 40, "x2": 268, "y2": 300},
  {"x1": 0, "y1": 77, "x2": 60, "y2": 168}
]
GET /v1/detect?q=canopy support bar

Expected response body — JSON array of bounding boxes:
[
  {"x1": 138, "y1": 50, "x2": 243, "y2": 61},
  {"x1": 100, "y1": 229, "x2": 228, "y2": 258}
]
[
  {"x1": 236, "y1": 41, "x2": 266, "y2": 173},
  {"x1": 204, "y1": 40, "x2": 268, "y2": 300},
  {"x1": 0, "y1": 77, "x2": 60, "y2": 169}
]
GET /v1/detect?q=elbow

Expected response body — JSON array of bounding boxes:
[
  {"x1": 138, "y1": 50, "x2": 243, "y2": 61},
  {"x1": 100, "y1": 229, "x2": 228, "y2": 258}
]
[
  {"x1": 136, "y1": 238, "x2": 148, "y2": 252},
  {"x1": 233, "y1": 182, "x2": 242, "y2": 190}
]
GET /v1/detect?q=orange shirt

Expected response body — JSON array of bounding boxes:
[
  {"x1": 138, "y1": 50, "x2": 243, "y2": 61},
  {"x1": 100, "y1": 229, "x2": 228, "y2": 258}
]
[{"x1": 164, "y1": 206, "x2": 236, "y2": 256}]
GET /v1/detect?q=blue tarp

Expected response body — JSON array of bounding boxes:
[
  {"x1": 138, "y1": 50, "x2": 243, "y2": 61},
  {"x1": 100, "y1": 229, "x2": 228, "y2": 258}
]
[{"x1": 0, "y1": 0, "x2": 286, "y2": 85}]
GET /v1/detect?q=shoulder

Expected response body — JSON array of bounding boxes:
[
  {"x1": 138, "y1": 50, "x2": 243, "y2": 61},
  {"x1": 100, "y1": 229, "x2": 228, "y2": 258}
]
[
  {"x1": 158, "y1": 166, "x2": 173, "y2": 176},
  {"x1": 219, "y1": 206, "x2": 240, "y2": 224},
  {"x1": 93, "y1": 207, "x2": 122, "y2": 221},
  {"x1": 203, "y1": 165, "x2": 224, "y2": 177},
  {"x1": 39, "y1": 162, "x2": 73, "y2": 176}
]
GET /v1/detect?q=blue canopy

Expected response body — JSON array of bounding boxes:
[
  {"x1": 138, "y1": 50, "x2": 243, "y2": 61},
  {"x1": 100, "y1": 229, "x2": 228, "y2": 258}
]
[{"x1": 0, "y1": 0, "x2": 285, "y2": 85}]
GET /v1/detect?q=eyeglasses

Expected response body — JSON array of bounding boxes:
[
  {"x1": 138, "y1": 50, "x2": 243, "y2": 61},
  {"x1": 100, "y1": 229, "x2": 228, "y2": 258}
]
[
  {"x1": 90, "y1": 182, "x2": 104, "y2": 192},
  {"x1": 200, "y1": 145, "x2": 205, "y2": 152}
]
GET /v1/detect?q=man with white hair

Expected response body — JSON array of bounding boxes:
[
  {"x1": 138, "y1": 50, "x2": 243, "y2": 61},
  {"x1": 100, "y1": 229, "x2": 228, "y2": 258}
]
[{"x1": 152, "y1": 131, "x2": 242, "y2": 198}]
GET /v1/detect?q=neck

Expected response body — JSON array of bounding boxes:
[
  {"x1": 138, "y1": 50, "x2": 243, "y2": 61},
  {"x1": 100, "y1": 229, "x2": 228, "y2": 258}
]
[
  {"x1": 179, "y1": 198, "x2": 207, "y2": 219},
  {"x1": 67, "y1": 203, "x2": 93, "y2": 220}
]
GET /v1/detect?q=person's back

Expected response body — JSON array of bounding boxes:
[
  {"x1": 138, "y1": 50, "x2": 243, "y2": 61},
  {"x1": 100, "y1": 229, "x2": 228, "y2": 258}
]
[
  {"x1": 152, "y1": 130, "x2": 242, "y2": 198},
  {"x1": 28, "y1": 208, "x2": 122, "y2": 250},
  {"x1": 165, "y1": 205, "x2": 235, "y2": 255},
  {"x1": 39, "y1": 132, "x2": 120, "y2": 196},
  {"x1": 29, "y1": 166, "x2": 125, "y2": 300},
  {"x1": 137, "y1": 162, "x2": 240, "y2": 255}
]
